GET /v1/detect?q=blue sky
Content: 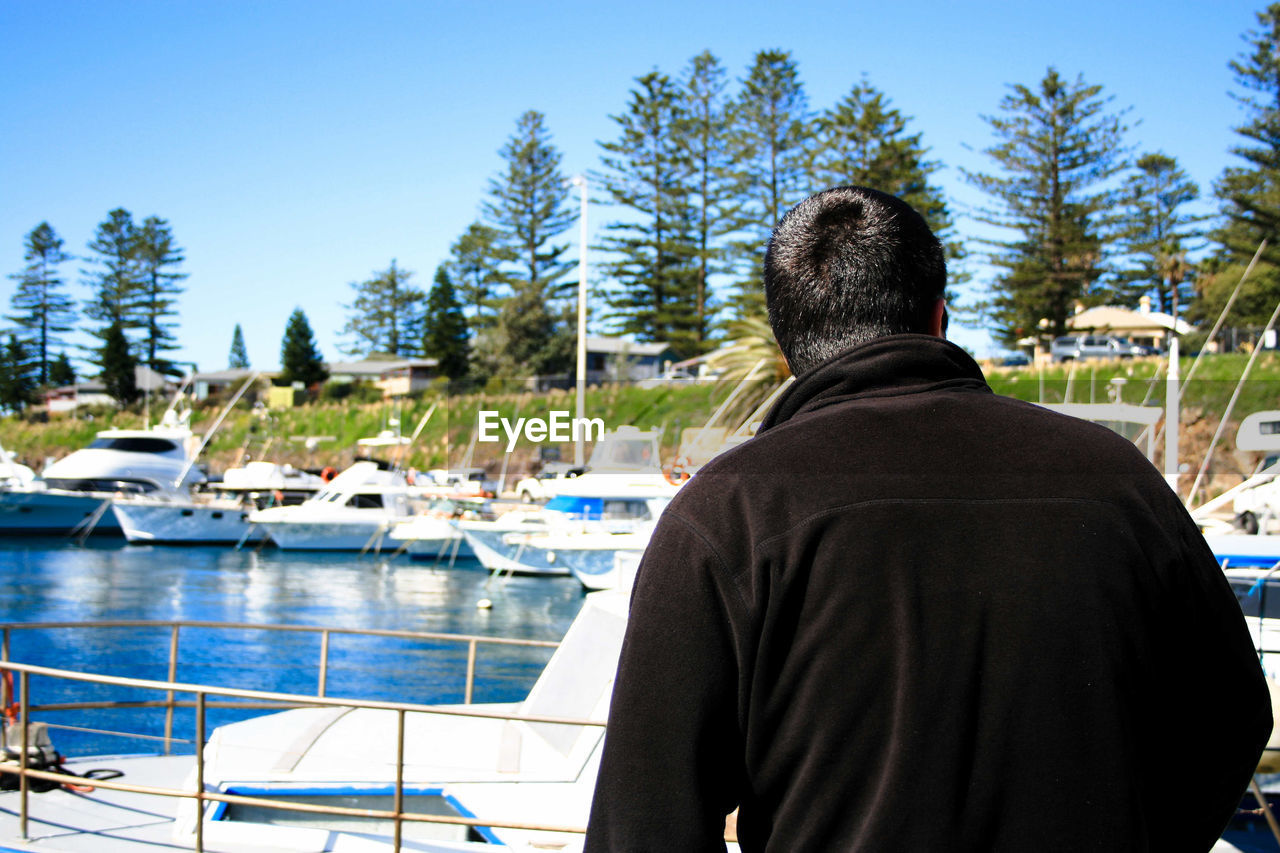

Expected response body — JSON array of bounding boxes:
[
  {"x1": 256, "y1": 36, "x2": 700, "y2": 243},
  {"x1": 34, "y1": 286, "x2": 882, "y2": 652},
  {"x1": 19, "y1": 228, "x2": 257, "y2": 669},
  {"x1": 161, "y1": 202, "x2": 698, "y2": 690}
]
[{"x1": 0, "y1": 0, "x2": 1264, "y2": 373}]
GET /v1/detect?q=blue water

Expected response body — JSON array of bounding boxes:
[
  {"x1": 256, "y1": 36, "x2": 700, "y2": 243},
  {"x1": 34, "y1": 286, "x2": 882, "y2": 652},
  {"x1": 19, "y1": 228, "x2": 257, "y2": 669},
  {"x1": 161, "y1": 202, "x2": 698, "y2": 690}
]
[{"x1": 0, "y1": 538, "x2": 587, "y2": 757}]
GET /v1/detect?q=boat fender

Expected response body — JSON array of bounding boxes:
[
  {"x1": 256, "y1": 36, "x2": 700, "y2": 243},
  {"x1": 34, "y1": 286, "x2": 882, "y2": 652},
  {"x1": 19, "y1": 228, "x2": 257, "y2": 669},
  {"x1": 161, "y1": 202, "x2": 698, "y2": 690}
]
[
  {"x1": 664, "y1": 456, "x2": 692, "y2": 486},
  {"x1": 321, "y1": 466, "x2": 338, "y2": 483}
]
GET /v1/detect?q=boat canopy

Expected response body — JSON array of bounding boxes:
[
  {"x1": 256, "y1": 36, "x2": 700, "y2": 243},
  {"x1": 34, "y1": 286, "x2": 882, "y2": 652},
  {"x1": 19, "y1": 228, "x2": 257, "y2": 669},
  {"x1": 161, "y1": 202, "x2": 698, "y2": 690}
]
[{"x1": 546, "y1": 495, "x2": 606, "y2": 518}]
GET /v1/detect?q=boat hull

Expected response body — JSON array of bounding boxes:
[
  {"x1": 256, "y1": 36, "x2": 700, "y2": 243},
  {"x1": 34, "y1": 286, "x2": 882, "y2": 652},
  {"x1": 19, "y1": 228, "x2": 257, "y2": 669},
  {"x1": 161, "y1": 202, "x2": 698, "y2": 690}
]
[
  {"x1": 1205, "y1": 533, "x2": 1280, "y2": 568},
  {"x1": 256, "y1": 520, "x2": 398, "y2": 551},
  {"x1": 390, "y1": 516, "x2": 475, "y2": 560},
  {"x1": 0, "y1": 489, "x2": 120, "y2": 534},
  {"x1": 457, "y1": 524, "x2": 571, "y2": 576},
  {"x1": 112, "y1": 500, "x2": 260, "y2": 545}
]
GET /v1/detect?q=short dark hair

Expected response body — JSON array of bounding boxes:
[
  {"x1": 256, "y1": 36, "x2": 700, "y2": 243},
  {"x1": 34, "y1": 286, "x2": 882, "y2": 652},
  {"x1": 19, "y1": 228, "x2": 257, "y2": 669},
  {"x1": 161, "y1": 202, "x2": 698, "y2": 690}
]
[{"x1": 764, "y1": 186, "x2": 947, "y2": 375}]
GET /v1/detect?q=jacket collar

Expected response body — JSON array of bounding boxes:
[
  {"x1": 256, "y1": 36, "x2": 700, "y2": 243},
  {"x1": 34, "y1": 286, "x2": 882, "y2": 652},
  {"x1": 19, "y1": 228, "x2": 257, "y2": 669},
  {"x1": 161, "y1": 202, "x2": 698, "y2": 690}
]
[{"x1": 759, "y1": 335, "x2": 991, "y2": 433}]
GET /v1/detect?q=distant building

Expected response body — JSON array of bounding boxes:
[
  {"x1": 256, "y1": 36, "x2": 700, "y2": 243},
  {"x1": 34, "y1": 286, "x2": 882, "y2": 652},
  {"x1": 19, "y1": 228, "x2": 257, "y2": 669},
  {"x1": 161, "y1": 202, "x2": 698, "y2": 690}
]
[
  {"x1": 44, "y1": 366, "x2": 176, "y2": 414},
  {"x1": 584, "y1": 337, "x2": 678, "y2": 383},
  {"x1": 1066, "y1": 300, "x2": 1194, "y2": 350},
  {"x1": 191, "y1": 368, "x2": 262, "y2": 401},
  {"x1": 326, "y1": 357, "x2": 440, "y2": 397}
]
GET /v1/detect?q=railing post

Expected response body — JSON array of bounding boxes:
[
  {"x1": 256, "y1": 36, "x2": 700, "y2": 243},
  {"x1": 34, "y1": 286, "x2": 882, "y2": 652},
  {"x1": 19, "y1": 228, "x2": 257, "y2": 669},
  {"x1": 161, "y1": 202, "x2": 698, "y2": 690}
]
[
  {"x1": 464, "y1": 639, "x2": 477, "y2": 705},
  {"x1": 196, "y1": 690, "x2": 206, "y2": 853},
  {"x1": 395, "y1": 708, "x2": 405, "y2": 853},
  {"x1": 318, "y1": 630, "x2": 330, "y2": 698},
  {"x1": 164, "y1": 624, "x2": 180, "y2": 756},
  {"x1": 18, "y1": 670, "x2": 28, "y2": 840}
]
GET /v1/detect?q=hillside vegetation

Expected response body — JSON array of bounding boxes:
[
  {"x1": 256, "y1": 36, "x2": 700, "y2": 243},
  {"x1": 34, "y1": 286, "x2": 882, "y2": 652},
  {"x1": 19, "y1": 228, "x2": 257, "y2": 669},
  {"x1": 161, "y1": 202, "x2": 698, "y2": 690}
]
[{"x1": 4, "y1": 353, "x2": 1279, "y2": 500}]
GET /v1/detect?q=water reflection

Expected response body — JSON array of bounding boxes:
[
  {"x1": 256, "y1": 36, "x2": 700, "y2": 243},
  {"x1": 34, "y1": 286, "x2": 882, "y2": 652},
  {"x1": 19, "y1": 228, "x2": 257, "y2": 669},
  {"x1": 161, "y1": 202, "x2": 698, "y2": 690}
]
[{"x1": 0, "y1": 538, "x2": 587, "y2": 755}]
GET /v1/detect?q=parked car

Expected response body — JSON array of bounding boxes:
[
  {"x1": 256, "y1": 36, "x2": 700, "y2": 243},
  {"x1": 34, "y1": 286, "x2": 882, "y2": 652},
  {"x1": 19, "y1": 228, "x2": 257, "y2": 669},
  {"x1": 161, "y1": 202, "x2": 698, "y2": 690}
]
[
  {"x1": 1050, "y1": 334, "x2": 1148, "y2": 362},
  {"x1": 514, "y1": 462, "x2": 587, "y2": 503},
  {"x1": 996, "y1": 352, "x2": 1031, "y2": 367}
]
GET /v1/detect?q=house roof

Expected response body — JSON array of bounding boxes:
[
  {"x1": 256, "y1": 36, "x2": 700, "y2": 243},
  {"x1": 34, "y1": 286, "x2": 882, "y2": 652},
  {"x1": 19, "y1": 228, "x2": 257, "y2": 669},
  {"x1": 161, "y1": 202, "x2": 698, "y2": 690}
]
[
  {"x1": 1067, "y1": 305, "x2": 1194, "y2": 336},
  {"x1": 44, "y1": 365, "x2": 173, "y2": 397},
  {"x1": 326, "y1": 358, "x2": 438, "y2": 377},
  {"x1": 193, "y1": 368, "x2": 258, "y2": 383},
  {"x1": 586, "y1": 336, "x2": 674, "y2": 357}
]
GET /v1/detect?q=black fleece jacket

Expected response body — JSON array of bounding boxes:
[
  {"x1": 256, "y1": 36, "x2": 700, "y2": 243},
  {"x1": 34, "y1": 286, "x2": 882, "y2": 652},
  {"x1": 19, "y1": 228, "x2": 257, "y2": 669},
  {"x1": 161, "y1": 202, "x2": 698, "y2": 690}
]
[{"x1": 585, "y1": 335, "x2": 1270, "y2": 852}]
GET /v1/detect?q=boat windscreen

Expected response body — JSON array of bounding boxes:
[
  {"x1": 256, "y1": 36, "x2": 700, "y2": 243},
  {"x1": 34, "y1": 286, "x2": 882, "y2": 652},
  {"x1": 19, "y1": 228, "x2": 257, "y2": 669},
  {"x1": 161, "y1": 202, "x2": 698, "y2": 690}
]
[{"x1": 88, "y1": 437, "x2": 179, "y2": 454}]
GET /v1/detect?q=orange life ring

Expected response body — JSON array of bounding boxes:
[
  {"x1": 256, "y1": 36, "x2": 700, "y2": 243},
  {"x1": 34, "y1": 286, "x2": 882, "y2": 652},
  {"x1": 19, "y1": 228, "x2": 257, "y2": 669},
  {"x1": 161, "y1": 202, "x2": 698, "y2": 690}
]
[
  {"x1": 664, "y1": 457, "x2": 692, "y2": 485},
  {"x1": 320, "y1": 466, "x2": 338, "y2": 483}
]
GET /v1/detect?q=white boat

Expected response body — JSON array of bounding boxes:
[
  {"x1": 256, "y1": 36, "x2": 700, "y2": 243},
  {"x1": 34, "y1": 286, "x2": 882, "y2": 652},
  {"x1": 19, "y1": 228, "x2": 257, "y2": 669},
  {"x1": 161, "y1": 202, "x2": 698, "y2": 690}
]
[
  {"x1": 111, "y1": 493, "x2": 262, "y2": 545},
  {"x1": 0, "y1": 590, "x2": 658, "y2": 852},
  {"x1": 0, "y1": 442, "x2": 36, "y2": 488},
  {"x1": 456, "y1": 428, "x2": 678, "y2": 577},
  {"x1": 388, "y1": 500, "x2": 481, "y2": 560},
  {"x1": 1193, "y1": 411, "x2": 1280, "y2": 566},
  {"x1": 0, "y1": 408, "x2": 203, "y2": 536},
  {"x1": 248, "y1": 461, "x2": 416, "y2": 551},
  {"x1": 109, "y1": 461, "x2": 327, "y2": 546},
  {"x1": 213, "y1": 459, "x2": 325, "y2": 502},
  {"x1": 529, "y1": 528, "x2": 651, "y2": 590}
]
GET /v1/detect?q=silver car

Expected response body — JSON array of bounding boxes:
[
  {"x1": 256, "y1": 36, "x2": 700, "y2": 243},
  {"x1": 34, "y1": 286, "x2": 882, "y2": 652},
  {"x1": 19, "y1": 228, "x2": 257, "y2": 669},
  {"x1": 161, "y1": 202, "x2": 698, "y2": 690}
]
[{"x1": 1050, "y1": 335, "x2": 1146, "y2": 362}]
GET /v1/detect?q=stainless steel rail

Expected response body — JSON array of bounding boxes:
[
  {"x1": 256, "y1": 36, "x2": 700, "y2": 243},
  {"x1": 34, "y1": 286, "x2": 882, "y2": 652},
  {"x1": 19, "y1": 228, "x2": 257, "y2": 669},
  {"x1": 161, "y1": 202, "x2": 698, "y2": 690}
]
[
  {"x1": 0, "y1": 619, "x2": 559, "y2": 752},
  {"x1": 0, "y1": 620, "x2": 599, "y2": 852}
]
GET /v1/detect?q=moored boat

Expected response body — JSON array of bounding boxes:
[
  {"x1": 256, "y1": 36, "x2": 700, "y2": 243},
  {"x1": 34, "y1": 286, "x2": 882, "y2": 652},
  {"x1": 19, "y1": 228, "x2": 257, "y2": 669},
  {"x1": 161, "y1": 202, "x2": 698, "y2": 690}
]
[
  {"x1": 0, "y1": 590, "x2": 638, "y2": 852},
  {"x1": 110, "y1": 493, "x2": 263, "y2": 545},
  {"x1": 248, "y1": 460, "x2": 416, "y2": 551},
  {"x1": 0, "y1": 407, "x2": 204, "y2": 536}
]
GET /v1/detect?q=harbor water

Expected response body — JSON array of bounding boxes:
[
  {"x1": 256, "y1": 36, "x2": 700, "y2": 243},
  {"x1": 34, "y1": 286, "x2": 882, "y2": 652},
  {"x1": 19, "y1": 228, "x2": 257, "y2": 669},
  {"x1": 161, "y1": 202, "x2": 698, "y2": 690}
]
[{"x1": 0, "y1": 537, "x2": 587, "y2": 757}]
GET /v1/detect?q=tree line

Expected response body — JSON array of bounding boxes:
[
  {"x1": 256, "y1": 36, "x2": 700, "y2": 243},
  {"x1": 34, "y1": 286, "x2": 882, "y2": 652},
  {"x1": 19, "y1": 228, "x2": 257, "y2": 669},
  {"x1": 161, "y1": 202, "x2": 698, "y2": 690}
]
[{"x1": 8, "y1": 4, "x2": 1280, "y2": 410}]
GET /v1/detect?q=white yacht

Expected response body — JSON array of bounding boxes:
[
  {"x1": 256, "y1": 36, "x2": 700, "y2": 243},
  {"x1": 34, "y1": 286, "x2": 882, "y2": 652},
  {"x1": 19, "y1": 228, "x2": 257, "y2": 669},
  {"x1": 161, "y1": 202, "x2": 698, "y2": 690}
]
[
  {"x1": 111, "y1": 493, "x2": 261, "y2": 545},
  {"x1": 111, "y1": 462, "x2": 325, "y2": 546},
  {"x1": 456, "y1": 427, "x2": 678, "y2": 577},
  {"x1": 0, "y1": 408, "x2": 202, "y2": 535},
  {"x1": 248, "y1": 461, "x2": 416, "y2": 551}
]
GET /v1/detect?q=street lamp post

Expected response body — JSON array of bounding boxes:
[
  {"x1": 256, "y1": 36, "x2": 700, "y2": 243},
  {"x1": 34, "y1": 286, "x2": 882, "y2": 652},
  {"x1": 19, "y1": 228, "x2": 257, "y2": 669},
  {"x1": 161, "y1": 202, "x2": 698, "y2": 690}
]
[{"x1": 571, "y1": 175, "x2": 588, "y2": 466}]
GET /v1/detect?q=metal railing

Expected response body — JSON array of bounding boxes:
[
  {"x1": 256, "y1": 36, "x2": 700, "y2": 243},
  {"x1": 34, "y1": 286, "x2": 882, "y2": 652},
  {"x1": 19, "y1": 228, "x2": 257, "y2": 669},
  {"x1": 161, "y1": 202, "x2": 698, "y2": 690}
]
[
  {"x1": 0, "y1": 620, "x2": 592, "y2": 851},
  {"x1": 0, "y1": 619, "x2": 561, "y2": 752}
]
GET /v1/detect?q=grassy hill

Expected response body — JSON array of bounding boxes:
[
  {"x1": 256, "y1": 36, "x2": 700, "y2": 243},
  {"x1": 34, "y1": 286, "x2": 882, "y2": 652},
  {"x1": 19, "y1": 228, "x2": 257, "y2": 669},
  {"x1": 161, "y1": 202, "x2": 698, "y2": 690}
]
[{"x1": 5, "y1": 351, "x2": 1279, "y2": 499}]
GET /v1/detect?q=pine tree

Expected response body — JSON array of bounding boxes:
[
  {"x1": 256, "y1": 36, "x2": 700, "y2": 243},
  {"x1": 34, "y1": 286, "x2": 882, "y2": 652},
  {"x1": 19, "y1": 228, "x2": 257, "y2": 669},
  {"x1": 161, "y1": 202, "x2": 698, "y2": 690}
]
[
  {"x1": 447, "y1": 222, "x2": 509, "y2": 331},
  {"x1": 681, "y1": 50, "x2": 739, "y2": 350},
  {"x1": 228, "y1": 323, "x2": 250, "y2": 369},
  {"x1": 6, "y1": 222, "x2": 76, "y2": 386},
  {"x1": 483, "y1": 110, "x2": 576, "y2": 377},
  {"x1": 598, "y1": 70, "x2": 702, "y2": 356},
  {"x1": 1115, "y1": 153, "x2": 1201, "y2": 313},
  {"x1": 0, "y1": 335, "x2": 37, "y2": 412},
  {"x1": 810, "y1": 78, "x2": 966, "y2": 301},
  {"x1": 134, "y1": 215, "x2": 187, "y2": 375},
  {"x1": 812, "y1": 79, "x2": 952, "y2": 235},
  {"x1": 339, "y1": 260, "x2": 426, "y2": 357},
  {"x1": 422, "y1": 266, "x2": 470, "y2": 382},
  {"x1": 728, "y1": 49, "x2": 813, "y2": 320},
  {"x1": 99, "y1": 321, "x2": 139, "y2": 406},
  {"x1": 1209, "y1": 3, "x2": 1280, "y2": 326},
  {"x1": 278, "y1": 308, "x2": 328, "y2": 387},
  {"x1": 82, "y1": 208, "x2": 143, "y2": 348},
  {"x1": 48, "y1": 351, "x2": 75, "y2": 387},
  {"x1": 963, "y1": 68, "x2": 1130, "y2": 345}
]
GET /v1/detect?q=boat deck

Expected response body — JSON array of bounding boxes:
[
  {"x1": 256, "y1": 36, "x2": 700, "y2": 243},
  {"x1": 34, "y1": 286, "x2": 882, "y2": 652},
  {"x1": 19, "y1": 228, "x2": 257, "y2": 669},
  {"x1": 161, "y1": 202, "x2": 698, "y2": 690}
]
[{"x1": 0, "y1": 755, "x2": 195, "y2": 852}]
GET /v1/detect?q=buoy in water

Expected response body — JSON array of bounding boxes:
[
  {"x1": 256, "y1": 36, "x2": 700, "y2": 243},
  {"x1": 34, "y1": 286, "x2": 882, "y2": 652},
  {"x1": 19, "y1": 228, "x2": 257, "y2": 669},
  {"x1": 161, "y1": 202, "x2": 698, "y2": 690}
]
[{"x1": 476, "y1": 598, "x2": 493, "y2": 610}]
